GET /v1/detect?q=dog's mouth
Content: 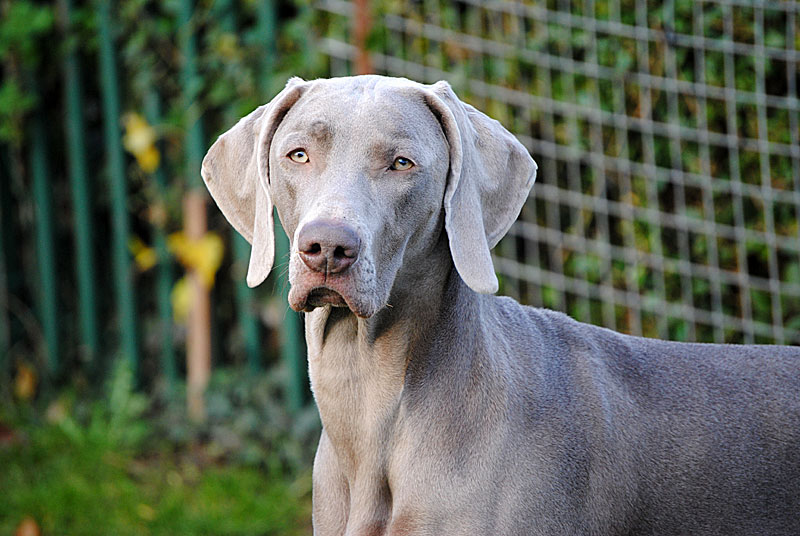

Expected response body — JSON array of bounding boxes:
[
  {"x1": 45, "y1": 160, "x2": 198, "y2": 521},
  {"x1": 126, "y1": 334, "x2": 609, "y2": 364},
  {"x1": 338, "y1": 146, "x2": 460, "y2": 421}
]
[
  {"x1": 290, "y1": 278, "x2": 376, "y2": 318},
  {"x1": 305, "y1": 286, "x2": 348, "y2": 309},
  {"x1": 288, "y1": 258, "x2": 380, "y2": 319}
]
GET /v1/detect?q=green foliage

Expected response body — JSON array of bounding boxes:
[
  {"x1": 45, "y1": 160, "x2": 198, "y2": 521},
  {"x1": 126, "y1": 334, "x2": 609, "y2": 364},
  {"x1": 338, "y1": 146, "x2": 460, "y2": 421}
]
[
  {"x1": 0, "y1": 0, "x2": 54, "y2": 143},
  {"x1": 361, "y1": 0, "x2": 800, "y2": 343},
  {"x1": 0, "y1": 80, "x2": 34, "y2": 142},
  {"x1": 55, "y1": 359, "x2": 149, "y2": 453},
  {"x1": 153, "y1": 366, "x2": 321, "y2": 472},
  {"x1": 114, "y1": 0, "x2": 324, "y2": 160},
  {"x1": 0, "y1": 1, "x2": 53, "y2": 62},
  {"x1": 0, "y1": 362, "x2": 313, "y2": 535}
]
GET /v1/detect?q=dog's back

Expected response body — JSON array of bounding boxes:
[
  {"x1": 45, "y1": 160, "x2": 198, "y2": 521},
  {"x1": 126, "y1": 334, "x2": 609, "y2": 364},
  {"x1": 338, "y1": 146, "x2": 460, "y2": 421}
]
[{"x1": 503, "y1": 301, "x2": 800, "y2": 535}]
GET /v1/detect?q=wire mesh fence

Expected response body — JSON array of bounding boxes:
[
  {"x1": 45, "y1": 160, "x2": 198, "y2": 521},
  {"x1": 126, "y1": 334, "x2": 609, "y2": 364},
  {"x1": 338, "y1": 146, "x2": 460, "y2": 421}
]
[
  {"x1": 2, "y1": 0, "x2": 799, "y2": 400},
  {"x1": 316, "y1": 0, "x2": 800, "y2": 345}
]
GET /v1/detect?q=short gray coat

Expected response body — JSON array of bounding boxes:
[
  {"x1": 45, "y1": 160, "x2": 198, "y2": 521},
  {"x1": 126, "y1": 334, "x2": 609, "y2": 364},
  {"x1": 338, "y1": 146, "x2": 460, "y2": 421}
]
[{"x1": 202, "y1": 75, "x2": 800, "y2": 535}]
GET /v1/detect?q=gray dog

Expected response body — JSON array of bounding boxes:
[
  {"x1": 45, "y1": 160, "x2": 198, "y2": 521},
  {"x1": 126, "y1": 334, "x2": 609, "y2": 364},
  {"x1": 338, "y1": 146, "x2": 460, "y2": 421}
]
[{"x1": 202, "y1": 75, "x2": 800, "y2": 535}]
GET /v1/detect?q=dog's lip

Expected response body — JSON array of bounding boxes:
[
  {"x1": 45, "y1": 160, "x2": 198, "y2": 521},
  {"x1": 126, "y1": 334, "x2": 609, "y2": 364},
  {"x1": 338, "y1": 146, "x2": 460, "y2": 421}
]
[
  {"x1": 305, "y1": 286, "x2": 348, "y2": 308},
  {"x1": 290, "y1": 277, "x2": 373, "y2": 317}
]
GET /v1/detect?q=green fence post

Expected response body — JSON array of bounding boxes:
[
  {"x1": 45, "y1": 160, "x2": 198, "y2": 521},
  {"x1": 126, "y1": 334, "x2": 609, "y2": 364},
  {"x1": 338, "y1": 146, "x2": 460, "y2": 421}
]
[
  {"x1": 274, "y1": 217, "x2": 306, "y2": 413},
  {"x1": 256, "y1": 0, "x2": 276, "y2": 82},
  {"x1": 143, "y1": 88, "x2": 176, "y2": 389},
  {"x1": 256, "y1": 0, "x2": 306, "y2": 412},
  {"x1": 233, "y1": 234, "x2": 262, "y2": 373},
  {"x1": 30, "y1": 112, "x2": 59, "y2": 376},
  {"x1": 0, "y1": 146, "x2": 11, "y2": 381},
  {"x1": 216, "y1": 0, "x2": 262, "y2": 374},
  {"x1": 178, "y1": 1, "x2": 204, "y2": 184},
  {"x1": 97, "y1": 0, "x2": 139, "y2": 374},
  {"x1": 61, "y1": 0, "x2": 99, "y2": 367}
]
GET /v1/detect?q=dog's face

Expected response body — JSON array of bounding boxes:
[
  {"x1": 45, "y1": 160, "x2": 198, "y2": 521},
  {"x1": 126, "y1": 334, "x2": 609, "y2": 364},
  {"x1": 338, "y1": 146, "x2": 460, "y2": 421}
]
[
  {"x1": 202, "y1": 75, "x2": 537, "y2": 318},
  {"x1": 270, "y1": 79, "x2": 450, "y2": 317}
]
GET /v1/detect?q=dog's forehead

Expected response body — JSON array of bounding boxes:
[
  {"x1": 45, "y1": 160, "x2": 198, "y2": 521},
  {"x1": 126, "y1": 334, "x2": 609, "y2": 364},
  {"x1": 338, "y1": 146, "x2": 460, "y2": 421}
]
[{"x1": 278, "y1": 77, "x2": 441, "y2": 143}]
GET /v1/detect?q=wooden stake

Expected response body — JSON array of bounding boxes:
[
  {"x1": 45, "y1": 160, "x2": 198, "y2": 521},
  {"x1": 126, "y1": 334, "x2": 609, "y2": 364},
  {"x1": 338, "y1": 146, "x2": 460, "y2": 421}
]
[
  {"x1": 184, "y1": 190, "x2": 211, "y2": 422},
  {"x1": 353, "y1": 0, "x2": 372, "y2": 75}
]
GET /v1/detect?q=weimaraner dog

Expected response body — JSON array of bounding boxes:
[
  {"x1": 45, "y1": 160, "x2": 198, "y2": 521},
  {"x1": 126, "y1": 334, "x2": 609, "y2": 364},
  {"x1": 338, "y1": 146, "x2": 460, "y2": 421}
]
[{"x1": 202, "y1": 75, "x2": 800, "y2": 535}]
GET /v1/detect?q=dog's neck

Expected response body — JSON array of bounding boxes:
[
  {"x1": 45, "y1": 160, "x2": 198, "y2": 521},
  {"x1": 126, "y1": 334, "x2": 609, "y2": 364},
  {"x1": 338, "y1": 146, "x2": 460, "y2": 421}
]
[{"x1": 304, "y1": 238, "x2": 480, "y2": 477}]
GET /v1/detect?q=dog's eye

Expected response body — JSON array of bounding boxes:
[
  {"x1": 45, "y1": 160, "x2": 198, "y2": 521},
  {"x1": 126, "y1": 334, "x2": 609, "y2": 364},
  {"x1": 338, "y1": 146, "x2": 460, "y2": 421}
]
[
  {"x1": 390, "y1": 156, "x2": 414, "y2": 171},
  {"x1": 288, "y1": 149, "x2": 309, "y2": 163}
]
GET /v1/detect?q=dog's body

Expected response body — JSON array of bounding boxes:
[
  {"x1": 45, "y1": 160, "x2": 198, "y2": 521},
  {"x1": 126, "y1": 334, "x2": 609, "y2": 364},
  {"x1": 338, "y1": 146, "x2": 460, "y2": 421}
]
[{"x1": 203, "y1": 75, "x2": 800, "y2": 535}]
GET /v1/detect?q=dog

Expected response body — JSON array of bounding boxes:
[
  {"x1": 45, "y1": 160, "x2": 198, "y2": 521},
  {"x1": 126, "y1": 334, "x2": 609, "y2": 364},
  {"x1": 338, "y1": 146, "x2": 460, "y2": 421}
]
[{"x1": 202, "y1": 75, "x2": 800, "y2": 535}]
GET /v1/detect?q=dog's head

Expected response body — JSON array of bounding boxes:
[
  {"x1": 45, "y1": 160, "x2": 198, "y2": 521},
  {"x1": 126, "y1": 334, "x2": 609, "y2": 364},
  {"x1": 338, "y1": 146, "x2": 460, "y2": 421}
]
[{"x1": 202, "y1": 75, "x2": 536, "y2": 318}]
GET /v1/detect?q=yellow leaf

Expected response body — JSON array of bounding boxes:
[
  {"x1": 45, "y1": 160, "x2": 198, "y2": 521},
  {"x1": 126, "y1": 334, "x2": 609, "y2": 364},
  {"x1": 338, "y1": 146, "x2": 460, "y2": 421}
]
[
  {"x1": 136, "y1": 145, "x2": 160, "y2": 173},
  {"x1": 171, "y1": 276, "x2": 191, "y2": 323},
  {"x1": 122, "y1": 113, "x2": 160, "y2": 173},
  {"x1": 167, "y1": 232, "x2": 225, "y2": 289},
  {"x1": 129, "y1": 236, "x2": 158, "y2": 272},
  {"x1": 14, "y1": 363, "x2": 37, "y2": 401},
  {"x1": 195, "y1": 234, "x2": 225, "y2": 288}
]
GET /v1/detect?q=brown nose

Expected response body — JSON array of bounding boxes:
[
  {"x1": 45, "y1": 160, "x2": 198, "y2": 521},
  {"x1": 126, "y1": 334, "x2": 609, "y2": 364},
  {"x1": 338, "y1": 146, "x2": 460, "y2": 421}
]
[{"x1": 297, "y1": 220, "x2": 361, "y2": 274}]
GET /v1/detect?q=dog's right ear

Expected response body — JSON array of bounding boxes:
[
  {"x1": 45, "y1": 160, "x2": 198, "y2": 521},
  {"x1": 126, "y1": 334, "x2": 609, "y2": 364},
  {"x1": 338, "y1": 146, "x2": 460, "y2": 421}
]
[{"x1": 201, "y1": 77, "x2": 307, "y2": 288}]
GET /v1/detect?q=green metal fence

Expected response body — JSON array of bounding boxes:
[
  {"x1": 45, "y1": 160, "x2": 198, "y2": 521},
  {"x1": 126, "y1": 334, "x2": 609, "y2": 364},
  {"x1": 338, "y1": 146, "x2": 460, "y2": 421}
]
[
  {"x1": 0, "y1": 0, "x2": 315, "y2": 402},
  {"x1": 2, "y1": 0, "x2": 798, "y2": 403}
]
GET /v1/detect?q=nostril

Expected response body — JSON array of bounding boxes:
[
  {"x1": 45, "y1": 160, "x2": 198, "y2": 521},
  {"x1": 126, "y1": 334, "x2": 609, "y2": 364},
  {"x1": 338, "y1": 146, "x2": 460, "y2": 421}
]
[
  {"x1": 333, "y1": 245, "x2": 353, "y2": 259},
  {"x1": 308, "y1": 243, "x2": 322, "y2": 255}
]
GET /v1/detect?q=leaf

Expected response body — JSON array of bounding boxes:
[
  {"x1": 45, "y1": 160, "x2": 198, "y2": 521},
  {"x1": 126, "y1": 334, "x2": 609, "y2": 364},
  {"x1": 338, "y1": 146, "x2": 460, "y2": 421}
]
[
  {"x1": 128, "y1": 236, "x2": 157, "y2": 271},
  {"x1": 171, "y1": 276, "x2": 191, "y2": 323},
  {"x1": 14, "y1": 362, "x2": 37, "y2": 401},
  {"x1": 167, "y1": 231, "x2": 225, "y2": 289},
  {"x1": 0, "y1": 80, "x2": 36, "y2": 142},
  {"x1": 135, "y1": 145, "x2": 160, "y2": 173},
  {"x1": 122, "y1": 112, "x2": 160, "y2": 173}
]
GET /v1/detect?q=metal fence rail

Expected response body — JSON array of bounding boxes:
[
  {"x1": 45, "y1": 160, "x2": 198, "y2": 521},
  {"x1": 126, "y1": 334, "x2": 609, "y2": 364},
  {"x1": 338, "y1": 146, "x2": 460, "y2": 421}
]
[
  {"x1": 0, "y1": 0, "x2": 310, "y2": 405},
  {"x1": 2, "y1": 0, "x2": 798, "y2": 402},
  {"x1": 317, "y1": 0, "x2": 800, "y2": 345}
]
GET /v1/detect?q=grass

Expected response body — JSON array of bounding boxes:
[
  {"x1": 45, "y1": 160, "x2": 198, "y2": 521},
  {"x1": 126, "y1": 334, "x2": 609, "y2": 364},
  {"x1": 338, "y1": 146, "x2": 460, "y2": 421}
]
[
  {"x1": 0, "y1": 433, "x2": 311, "y2": 535},
  {"x1": 0, "y1": 363, "x2": 313, "y2": 535}
]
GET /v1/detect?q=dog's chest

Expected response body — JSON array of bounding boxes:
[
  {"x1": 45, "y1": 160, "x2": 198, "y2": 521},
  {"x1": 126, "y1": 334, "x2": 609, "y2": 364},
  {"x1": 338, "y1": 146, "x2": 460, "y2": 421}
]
[{"x1": 307, "y1": 310, "x2": 408, "y2": 471}]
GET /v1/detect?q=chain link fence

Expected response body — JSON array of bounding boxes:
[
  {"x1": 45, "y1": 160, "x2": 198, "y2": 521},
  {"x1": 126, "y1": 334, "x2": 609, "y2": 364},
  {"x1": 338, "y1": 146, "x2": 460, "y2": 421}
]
[{"x1": 316, "y1": 0, "x2": 800, "y2": 345}]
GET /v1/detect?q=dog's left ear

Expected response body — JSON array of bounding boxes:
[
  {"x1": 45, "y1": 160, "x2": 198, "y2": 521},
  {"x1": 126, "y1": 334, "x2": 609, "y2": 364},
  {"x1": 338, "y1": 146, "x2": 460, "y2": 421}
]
[{"x1": 425, "y1": 81, "x2": 537, "y2": 294}]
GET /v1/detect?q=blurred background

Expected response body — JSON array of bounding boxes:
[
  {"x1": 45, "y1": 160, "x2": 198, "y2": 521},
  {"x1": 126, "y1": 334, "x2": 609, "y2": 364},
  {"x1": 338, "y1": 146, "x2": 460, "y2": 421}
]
[{"x1": 1, "y1": 0, "x2": 799, "y2": 533}]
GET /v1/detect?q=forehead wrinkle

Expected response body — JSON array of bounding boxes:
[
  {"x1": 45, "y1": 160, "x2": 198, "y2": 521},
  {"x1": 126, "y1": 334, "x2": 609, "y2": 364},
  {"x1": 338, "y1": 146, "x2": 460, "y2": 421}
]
[
  {"x1": 309, "y1": 120, "x2": 333, "y2": 142},
  {"x1": 366, "y1": 142, "x2": 397, "y2": 163}
]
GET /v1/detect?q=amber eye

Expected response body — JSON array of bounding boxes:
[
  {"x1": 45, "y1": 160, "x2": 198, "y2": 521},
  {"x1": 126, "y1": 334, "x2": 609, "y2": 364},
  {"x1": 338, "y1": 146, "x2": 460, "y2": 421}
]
[
  {"x1": 390, "y1": 156, "x2": 414, "y2": 171},
  {"x1": 289, "y1": 149, "x2": 309, "y2": 163}
]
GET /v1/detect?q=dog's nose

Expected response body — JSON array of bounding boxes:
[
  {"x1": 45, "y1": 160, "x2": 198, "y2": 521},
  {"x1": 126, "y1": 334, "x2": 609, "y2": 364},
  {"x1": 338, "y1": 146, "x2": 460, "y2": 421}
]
[{"x1": 297, "y1": 220, "x2": 361, "y2": 274}]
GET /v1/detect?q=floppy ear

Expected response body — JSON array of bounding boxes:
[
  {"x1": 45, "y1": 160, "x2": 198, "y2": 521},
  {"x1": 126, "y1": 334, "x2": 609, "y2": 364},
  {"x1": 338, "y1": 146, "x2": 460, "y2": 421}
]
[
  {"x1": 201, "y1": 77, "x2": 307, "y2": 288},
  {"x1": 425, "y1": 81, "x2": 537, "y2": 294}
]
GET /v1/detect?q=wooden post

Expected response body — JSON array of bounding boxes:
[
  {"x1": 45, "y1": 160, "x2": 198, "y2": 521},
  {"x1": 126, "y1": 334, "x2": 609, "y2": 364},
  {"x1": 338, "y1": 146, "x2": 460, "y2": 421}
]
[
  {"x1": 178, "y1": 0, "x2": 210, "y2": 421},
  {"x1": 353, "y1": 0, "x2": 372, "y2": 74},
  {"x1": 184, "y1": 192, "x2": 211, "y2": 421}
]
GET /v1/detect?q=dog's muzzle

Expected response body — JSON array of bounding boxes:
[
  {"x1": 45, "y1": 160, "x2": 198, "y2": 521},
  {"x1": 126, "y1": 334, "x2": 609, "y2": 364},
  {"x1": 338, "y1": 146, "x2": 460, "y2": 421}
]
[{"x1": 289, "y1": 219, "x2": 376, "y2": 316}]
